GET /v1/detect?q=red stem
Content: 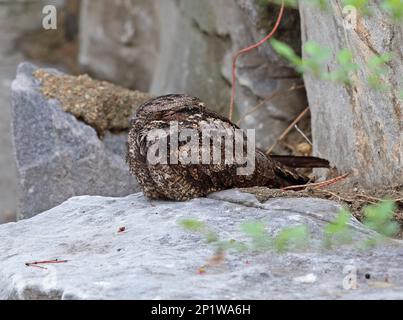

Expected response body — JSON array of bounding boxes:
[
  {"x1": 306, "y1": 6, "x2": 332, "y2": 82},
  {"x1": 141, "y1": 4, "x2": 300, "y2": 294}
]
[{"x1": 229, "y1": 1, "x2": 285, "y2": 121}]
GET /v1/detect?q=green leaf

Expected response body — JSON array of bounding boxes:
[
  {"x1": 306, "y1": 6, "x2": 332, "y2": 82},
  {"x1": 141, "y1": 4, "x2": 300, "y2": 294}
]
[
  {"x1": 368, "y1": 53, "x2": 392, "y2": 70},
  {"x1": 338, "y1": 49, "x2": 353, "y2": 65},
  {"x1": 274, "y1": 225, "x2": 309, "y2": 253},
  {"x1": 180, "y1": 219, "x2": 205, "y2": 232},
  {"x1": 307, "y1": 0, "x2": 329, "y2": 10},
  {"x1": 342, "y1": 0, "x2": 371, "y2": 15},
  {"x1": 323, "y1": 209, "x2": 353, "y2": 248},
  {"x1": 381, "y1": 0, "x2": 403, "y2": 21},
  {"x1": 325, "y1": 49, "x2": 358, "y2": 84},
  {"x1": 241, "y1": 221, "x2": 272, "y2": 251},
  {"x1": 325, "y1": 209, "x2": 350, "y2": 234},
  {"x1": 241, "y1": 221, "x2": 266, "y2": 237},
  {"x1": 367, "y1": 53, "x2": 392, "y2": 90},
  {"x1": 363, "y1": 200, "x2": 399, "y2": 237},
  {"x1": 303, "y1": 41, "x2": 331, "y2": 62},
  {"x1": 302, "y1": 42, "x2": 331, "y2": 77},
  {"x1": 206, "y1": 231, "x2": 219, "y2": 243},
  {"x1": 270, "y1": 39, "x2": 303, "y2": 70}
]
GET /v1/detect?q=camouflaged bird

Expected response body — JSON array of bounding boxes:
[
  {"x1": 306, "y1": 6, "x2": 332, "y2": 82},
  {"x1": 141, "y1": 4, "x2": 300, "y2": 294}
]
[{"x1": 127, "y1": 94, "x2": 328, "y2": 201}]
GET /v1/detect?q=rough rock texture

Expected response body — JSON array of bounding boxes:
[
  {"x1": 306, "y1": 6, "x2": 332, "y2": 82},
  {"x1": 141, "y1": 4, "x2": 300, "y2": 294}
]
[
  {"x1": 11, "y1": 63, "x2": 139, "y2": 220},
  {"x1": 0, "y1": 0, "x2": 63, "y2": 223},
  {"x1": 299, "y1": 1, "x2": 402, "y2": 188},
  {"x1": 151, "y1": 0, "x2": 307, "y2": 150},
  {"x1": 0, "y1": 59, "x2": 18, "y2": 224},
  {"x1": 34, "y1": 69, "x2": 152, "y2": 136},
  {"x1": 1, "y1": 189, "x2": 403, "y2": 300},
  {"x1": 79, "y1": 0, "x2": 307, "y2": 150},
  {"x1": 79, "y1": 0, "x2": 159, "y2": 92},
  {"x1": 234, "y1": 1, "x2": 310, "y2": 151}
]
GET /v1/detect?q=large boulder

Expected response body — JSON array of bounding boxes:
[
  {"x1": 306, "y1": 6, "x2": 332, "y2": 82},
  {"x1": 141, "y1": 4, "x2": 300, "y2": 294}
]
[
  {"x1": 11, "y1": 63, "x2": 140, "y2": 220},
  {"x1": 299, "y1": 1, "x2": 402, "y2": 188},
  {"x1": 0, "y1": 0, "x2": 65, "y2": 223},
  {"x1": 0, "y1": 189, "x2": 402, "y2": 299},
  {"x1": 0, "y1": 59, "x2": 18, "y2": 224}
]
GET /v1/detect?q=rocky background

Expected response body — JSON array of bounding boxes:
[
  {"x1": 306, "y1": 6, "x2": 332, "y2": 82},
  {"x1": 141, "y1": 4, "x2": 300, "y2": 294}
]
[
  {"x1": 0, "y1": 0, "x2": 73, "y2": 223},
  {"x1": 1, "y1": 1, "x2": 401, "y2": 221},
  {"x1": 0, "y1": 0, "x2": 402, "y2": 300},
  {"x1": 1, "y1": 0, "x2": 310, "y2": 222},
  {"x1": 0, "y1": 0, "x2": 63, "y2": 224}
]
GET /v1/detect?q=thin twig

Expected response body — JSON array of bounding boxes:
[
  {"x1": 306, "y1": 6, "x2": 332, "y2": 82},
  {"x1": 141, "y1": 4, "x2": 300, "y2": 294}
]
[
  {"x1": 27, "y1": 264, "x2": 48, "y2": 270},
  {"x1": 281, "y1": 173, "x2": 350, "y2": 191},
  {"x1": 294, "y1": 124, "x2": 313, "y2": 146},
  {"x1": 356, "y1": 194, "x2": 403, "y2": 205},
  {"x1": 321, "y1": 190, "x2": 354, "y2": 203},
  {"x1": 266, "y1": 106, "x2": 310, "y2": 155},
  {"x1": 320, "y1": 190, "x2": 376, "y2": 204},
  {"x1": 229, "y1": 1, "x2": 285, "y2": 121},
  {"x1": 236, "y1": 84, "x2": 305, "y2": 126},
  {"x1": 25, "y1": 259, "x2": 68, "y2": 268},
  {"x1": 355, "y1": 194, "x2": 384, "y2": 202}
]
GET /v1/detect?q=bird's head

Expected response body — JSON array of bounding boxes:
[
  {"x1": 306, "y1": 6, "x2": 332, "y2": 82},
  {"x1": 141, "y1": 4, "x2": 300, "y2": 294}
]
[{"x1": 132, "y1": 94, "x2": 204, "y2": 123}]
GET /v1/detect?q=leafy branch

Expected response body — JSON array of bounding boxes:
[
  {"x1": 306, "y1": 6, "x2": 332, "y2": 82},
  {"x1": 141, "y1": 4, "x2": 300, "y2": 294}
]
[
  {"x1": 270, "y1": 38, "x2": 395, "y2": 91},
  {"x1": 262, "y1": 0, "x2": 403, "y2": 21},
  {"x1": 179, "y1": 199, "x2": 399, "y2": 264}
]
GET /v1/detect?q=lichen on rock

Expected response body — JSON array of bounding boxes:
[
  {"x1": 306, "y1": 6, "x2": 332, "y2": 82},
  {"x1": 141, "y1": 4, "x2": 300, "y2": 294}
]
[{"x1": 34, "y1": 69, "x2": 152, "y2": 136}]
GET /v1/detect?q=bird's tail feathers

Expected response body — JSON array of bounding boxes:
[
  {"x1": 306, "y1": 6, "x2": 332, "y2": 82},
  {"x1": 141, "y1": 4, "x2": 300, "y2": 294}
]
[{"x1": 270, "y1": 155, "x2": 330, "y2": 168}]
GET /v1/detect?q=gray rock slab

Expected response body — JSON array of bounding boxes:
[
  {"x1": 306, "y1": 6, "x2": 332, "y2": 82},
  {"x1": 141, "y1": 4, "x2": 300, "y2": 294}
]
[
  {"x1": 299, "y1": 1, "x2": 402, "y2": 187},
  {"x1": 0, "y1": 189, "x2": 402, "y2": 300},
  {"x1": 11, "y1": 62, "x2": 139, "y2": 220},
  {"x1": 0, "y1": 59, "x2": 19, "y2": 224},
  {"x1": 0, "y1": 0, "x2": 67, "y2": 224}
]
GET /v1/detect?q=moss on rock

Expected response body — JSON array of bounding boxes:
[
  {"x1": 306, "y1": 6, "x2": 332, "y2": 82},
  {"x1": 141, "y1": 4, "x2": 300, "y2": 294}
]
[{"x1": 34, "y1": 69, "x2": 152, "y2": 136}]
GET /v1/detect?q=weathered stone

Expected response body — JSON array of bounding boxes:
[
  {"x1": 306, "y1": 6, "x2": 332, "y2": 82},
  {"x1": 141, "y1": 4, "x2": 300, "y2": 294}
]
[
  {"x1": 230, "y1": 1, "x2": 308, "y2": 151},
  {"x1": 34, "y1": 69, "x2": 151, "y2": 136},
  {"x1": 299, "y1": 1, "x2": 402, "y2": 188},
  {"x1": 1, "y1": 189, "x2": 402, "y2": 299},
  {"x1": 79, "y1": 0, "x2": 159, "y2": 92},
  {"x1": 0, "y1": 59, "x2": 19, "y2": 224},
  {"x1": 151, "y1": 0, "x2": 307, "y2": 150},
  {"x1": 150, "y1": 0, "x2": 233, "y2": 117},
  {"x1": 11, "y1": 63, "x2": 139, "y2": 220},
  {"x1": 79, "y1": 0, "x2": 307, "y2": 150},
  {"x1": 0, "y1": 0, "x2": 61, "y2": 224}
]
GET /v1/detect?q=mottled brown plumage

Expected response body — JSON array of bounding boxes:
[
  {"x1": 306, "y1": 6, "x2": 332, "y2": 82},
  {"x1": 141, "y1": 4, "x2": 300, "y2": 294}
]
[{"x1": 127, "y1": 94, "x2": 327, "y2": 201}]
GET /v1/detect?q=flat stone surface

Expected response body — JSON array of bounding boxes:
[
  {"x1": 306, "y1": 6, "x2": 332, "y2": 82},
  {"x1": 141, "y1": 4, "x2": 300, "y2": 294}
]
[
  {"x1": 1, "y1": 189, "x2": 402, "y2": 300},
  {"x1": 11, "y1": 62, "x2": 139, "y2": 220}
]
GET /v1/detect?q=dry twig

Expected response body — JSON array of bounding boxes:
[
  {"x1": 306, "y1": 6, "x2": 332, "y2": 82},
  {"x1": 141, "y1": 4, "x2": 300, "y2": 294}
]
[
  {"x1": 25, "y1": 259, "x2": 68, "y2": 270},
  {"x1": 266, "y1": 106, "x2": 310, "y2": 155},
  {"x1": 236, "y1": 84, "x2": 305, "y2": 126},
  {"x1": 281, "y1": 173, "x2": 350, "y2": 191}
]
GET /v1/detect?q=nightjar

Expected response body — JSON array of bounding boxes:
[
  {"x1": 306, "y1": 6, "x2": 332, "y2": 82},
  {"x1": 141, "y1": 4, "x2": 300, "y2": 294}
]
[{"x1": 127, "y1": 94, "x2": 328, "y2": 201}]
